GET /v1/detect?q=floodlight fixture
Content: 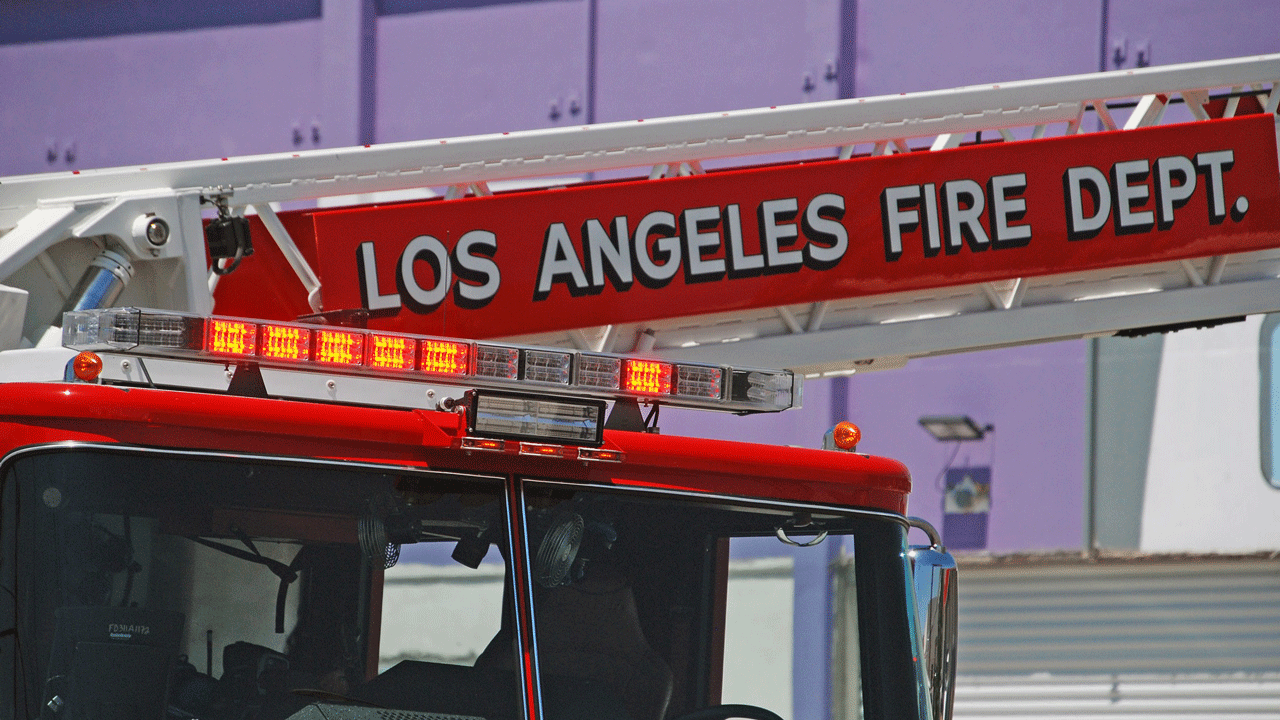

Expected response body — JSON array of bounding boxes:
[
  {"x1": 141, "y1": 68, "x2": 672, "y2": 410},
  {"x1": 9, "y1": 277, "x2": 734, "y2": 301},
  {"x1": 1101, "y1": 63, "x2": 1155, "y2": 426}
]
[{"x1": 918, "y1": 415, "x2": 993, "y2": 441}]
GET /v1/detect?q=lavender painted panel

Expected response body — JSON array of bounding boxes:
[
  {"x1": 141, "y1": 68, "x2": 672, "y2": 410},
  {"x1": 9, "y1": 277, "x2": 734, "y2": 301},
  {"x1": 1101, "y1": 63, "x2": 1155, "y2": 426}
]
[
  {"x1": 1106, "y1": 0, "x2": 1280, "y2": 71},
  {"x1": 374, "y1": 2, "x2": 590, "y2": 144},
  {"x1": 0, "y1": 22, "x2": 326, "y2": 176},
  {"x1": 850, "y1": 342, "x2": 1088, "y2": 553},
  {"x1": 595, "y1": 0, "x2": 842, "y2": 122},
  {"x1": 0, "y1": 1, "x2": 320, "y2": 45},
  {"x1": 853, "y1": 0, "x2": 1103, "y2": 98}
]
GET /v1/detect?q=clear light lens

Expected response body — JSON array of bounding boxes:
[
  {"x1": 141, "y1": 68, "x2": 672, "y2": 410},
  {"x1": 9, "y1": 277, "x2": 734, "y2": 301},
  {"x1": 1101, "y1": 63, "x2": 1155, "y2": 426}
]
[
  {"x1": 367, "y1": 334, "x2": 416, "y2": 372},
  {"x1": 744, "y1": 370, "x2": 794, "y2": 407},
  {"x1": 475, "y1": 345, "x2": 519, "y2": 379},
  {"x1": 623, "y1": 359, "x2": 673, "y2": 395},
  {"x1": 207, "y1": 319, "x2": 258, "y2": 357},
  {"x1": 576, "y1": 355, "x2": 622, "y2": 390},
  {"x1": 315, "y1": 328, "x2": 364, "y2": 366},
  {"x1": 420, "y1": 339, "x2": 470, "y2": 375},
  {"x1": 523, "y1": 350, "x2": 572, "y2": 385},
  {"x1": 136, "y1": 314, "x2": 199, "y2": 349},
  {"x1": 674, "y1": 364, "x2": 723, "y2": 399},
  {"x1": 472, "y1": 393, "x2": 602, "y2": 444},
  {"x1": 63, "y1": 309, "x2": 202, "y2": 352},
  {"x1": 260, "y1": 324, "x2": 311, "y2": 362}
]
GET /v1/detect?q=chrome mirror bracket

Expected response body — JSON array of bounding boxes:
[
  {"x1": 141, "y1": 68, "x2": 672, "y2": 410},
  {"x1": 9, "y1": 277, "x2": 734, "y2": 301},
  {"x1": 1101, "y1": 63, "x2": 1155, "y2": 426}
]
[{"x1": 907, "y1": 517, "x2": 958, "y2": 720}]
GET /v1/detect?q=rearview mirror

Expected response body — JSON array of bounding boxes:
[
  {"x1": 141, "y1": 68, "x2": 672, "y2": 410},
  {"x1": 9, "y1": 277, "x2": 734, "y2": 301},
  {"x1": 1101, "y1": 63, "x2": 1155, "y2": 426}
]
[{"x1": 908, "y1": 517, "x2": 958, "y2": 720}]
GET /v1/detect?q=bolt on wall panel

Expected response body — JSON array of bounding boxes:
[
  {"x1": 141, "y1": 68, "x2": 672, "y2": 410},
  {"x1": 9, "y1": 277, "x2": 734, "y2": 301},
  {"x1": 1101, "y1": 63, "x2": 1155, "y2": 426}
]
[
  {"x1": 0, "y1": 22, "x2": 327, "y2": 177},
  {"x1": 374, "y1": 2, "x2": 590, "y2": 145},
  {"x1": 594, "y1": 0, "x2": 842, "y2": 122},
  {"x1": 853, "y1": 0, "x2": 1104, "y2": 98},
  {"x1": 593, "y1": 0, "x2": 841, "y2": 178},
  {"x1": 1106, "y1": 0, "x2": 1280, "y2": 71}
]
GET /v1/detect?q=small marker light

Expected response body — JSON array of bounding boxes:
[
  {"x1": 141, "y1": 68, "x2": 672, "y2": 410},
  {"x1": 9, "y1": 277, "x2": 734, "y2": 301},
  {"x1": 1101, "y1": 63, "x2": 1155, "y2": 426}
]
[
  {"x1": 826, "y1": 421, "x2": 862, "y2": 451},
  {"x1": 72, "y1": 352, "x2": 103, "y2": 381}
]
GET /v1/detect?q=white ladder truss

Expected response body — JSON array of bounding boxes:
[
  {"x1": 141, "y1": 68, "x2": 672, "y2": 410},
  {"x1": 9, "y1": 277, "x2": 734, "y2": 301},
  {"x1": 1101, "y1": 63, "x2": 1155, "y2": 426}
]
[{"x1": 1, "y1": 54, "x2": 1279, "y2": 373}]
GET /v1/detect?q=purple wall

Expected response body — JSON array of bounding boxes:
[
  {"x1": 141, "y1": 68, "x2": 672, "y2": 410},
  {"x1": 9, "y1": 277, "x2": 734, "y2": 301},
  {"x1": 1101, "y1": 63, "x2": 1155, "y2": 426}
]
[
  {"x1": 3, "y1": 0, "x2": 1278, "y2": 555},
  {"x1": 662, "y1": 341, "x2": 1087, "y2": 554}
]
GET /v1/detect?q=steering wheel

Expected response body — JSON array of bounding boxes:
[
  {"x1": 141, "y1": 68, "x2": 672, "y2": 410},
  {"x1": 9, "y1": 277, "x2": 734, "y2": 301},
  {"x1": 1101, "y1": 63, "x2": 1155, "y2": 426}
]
[{"x1": 670, "y1": 705, "x2": 786, "y2": 720}]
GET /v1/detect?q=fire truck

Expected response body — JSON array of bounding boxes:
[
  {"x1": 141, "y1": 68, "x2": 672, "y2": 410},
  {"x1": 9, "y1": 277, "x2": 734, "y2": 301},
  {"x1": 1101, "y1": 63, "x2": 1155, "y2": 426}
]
[{"x1": 0, "y1": 52, "x2": 1277, "y2": 720}]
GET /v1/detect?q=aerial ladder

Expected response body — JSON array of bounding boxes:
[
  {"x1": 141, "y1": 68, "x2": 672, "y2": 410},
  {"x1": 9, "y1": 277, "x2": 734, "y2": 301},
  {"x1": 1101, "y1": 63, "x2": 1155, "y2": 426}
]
[
  {"x1": 0, "y1": 53, "x2": 1278, "y2": 720},
  {"x1": 0, "y1": 54, "x2": 1277, "y2": 378}
]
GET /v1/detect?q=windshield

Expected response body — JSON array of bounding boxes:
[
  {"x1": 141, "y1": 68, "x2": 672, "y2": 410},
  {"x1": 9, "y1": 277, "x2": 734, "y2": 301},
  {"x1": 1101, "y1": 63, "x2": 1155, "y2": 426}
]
[
  {"x1": 0, "y1": 449, "x2": 922, "y2": 720},
  {"x1": 515, "y1": 481, "x2": 922, "y2": 720}
]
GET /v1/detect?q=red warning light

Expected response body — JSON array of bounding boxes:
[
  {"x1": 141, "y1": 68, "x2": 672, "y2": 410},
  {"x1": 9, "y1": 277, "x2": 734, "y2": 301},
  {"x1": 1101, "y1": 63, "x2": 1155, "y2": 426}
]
[
  {"x1": 207, "y1": 319, "x2": 257, "y2": 357},
  {"x1": 623, "y1": 360, "x2": 673, "y2": 394},
  {"x1": 260, "y1": 324, "x2": 311, "y2": 362},
  {"x1": 315, "y1": 328, "x2": 364, "y2": 366},
  {"x1": 421, "y1": 339, "x2": 470, "y2": 375},
  {"x1": 367, "y1": 334, "x2": 416, "y2": 372}
]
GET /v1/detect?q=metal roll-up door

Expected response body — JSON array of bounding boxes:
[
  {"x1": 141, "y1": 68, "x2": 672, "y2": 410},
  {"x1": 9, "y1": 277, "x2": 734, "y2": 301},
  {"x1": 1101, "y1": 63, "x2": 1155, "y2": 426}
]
[{"x1": 952, "y1": 558, "x2": 1280, "y2": 718}]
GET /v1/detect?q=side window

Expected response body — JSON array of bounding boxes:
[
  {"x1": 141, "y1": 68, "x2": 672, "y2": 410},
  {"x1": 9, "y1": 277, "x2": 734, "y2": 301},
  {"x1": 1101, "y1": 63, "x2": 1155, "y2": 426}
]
[
  {"x1": 378, "y1": 542, "x2": 507, "y2": 670},
  {"x1": 1260, "y1": 314, "x2": 1280, "y2": 488}
]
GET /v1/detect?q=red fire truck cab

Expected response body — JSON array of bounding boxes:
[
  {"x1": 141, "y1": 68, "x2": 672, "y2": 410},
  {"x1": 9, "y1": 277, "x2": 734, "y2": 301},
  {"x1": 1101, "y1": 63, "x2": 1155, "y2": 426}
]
[{"x1": 0, "y1": 308, "x2": 954, "y2": 720}]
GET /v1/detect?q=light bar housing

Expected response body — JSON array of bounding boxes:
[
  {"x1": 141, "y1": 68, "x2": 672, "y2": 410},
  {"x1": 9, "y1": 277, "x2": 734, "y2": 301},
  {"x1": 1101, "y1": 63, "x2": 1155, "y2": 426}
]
[
  {"x1": 468, "y1": 391, "x2": 606, "y2": 447},
  {"x1": 62, "y1": 308, "x2": 800, "y2": 413}
]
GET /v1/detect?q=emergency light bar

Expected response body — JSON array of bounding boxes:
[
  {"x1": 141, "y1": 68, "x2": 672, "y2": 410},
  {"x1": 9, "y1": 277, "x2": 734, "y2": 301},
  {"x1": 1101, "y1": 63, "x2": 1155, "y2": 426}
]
[{"x1": 62, "y1": 308, "x2": 799, "y2": 414}]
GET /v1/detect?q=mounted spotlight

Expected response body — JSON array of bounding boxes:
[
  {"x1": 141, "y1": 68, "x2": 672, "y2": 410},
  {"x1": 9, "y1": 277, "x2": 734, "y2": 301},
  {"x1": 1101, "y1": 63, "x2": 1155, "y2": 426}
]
[
  {"x1": 918, "y1": 415, "x2": 993, "y2": 441},
  {"x1": 203, "y1": 193, "x2": 253, "y2": 275}
]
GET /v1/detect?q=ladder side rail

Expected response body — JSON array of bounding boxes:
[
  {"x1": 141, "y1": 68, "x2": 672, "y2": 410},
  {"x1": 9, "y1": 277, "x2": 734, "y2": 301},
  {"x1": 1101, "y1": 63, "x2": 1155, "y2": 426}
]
[{"x1": 1, "y1": 54, "x2": 1277, "y2": 218}]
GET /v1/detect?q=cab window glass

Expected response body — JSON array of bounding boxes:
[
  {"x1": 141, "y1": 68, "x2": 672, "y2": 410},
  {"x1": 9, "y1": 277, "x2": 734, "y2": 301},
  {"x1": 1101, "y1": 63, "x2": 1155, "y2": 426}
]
[
  {"x1": 3, "y1": 450, "x2": 519, "y2": 720},
  {"x1": 519, "y1": 482, "x2": 865, "y2": 720}
]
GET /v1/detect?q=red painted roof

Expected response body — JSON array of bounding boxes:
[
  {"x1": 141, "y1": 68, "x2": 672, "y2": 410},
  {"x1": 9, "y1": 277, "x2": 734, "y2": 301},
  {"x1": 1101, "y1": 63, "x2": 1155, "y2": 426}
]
[{"x1": 0, "y1": 382, "x2": 910, "y2": 514}]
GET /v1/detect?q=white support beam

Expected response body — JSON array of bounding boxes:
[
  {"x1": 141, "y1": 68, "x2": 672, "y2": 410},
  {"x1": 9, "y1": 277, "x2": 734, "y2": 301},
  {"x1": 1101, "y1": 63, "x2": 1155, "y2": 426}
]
[
  {"x1": 981, "y1": 283, "x2": 1006, "y2": 310},
  {"x1": 806, "y1": 301, "x2": 829, "y2": 332},
  {"x1": 1008, "y1": 278, "x2": 1028, "y2": 310},
  {"x1": 1092, "y1": 100, "x2": 1119, "y2": 131},
  {"x1": 658, "y1": 276, "x2": 1280, "y2": 372},
  {"x1": 35, "y1": 252, "x2": 73, "y2": 300},
  {"x1": 1224, "y1": 87, "x2": 1242, "y2": 118},
  {"x1": 252, "y1": 203, "x2": 323, "y2": 312},
  {"x1": 776, "y1": 306, "x2": 803, "y2": 334},
  {"x1": 1124, "y1": 94, "x2": 1168, "y2": 130},
  {"x1": 1180, "y1": 259, "x2": 1204, "y2": 287},
  {"x1": 0, "y1": 206, "x2": 91, "y2": 285},
  {"x1": 1207, "y1": 256, "x2": 1228, "y2": 285},
  {"x1": 1182, "y1": 89, "x2": 1212, "y2": 121},
  {"x1": 930, "y1": 133, "x2": 964, "y2": 151}
]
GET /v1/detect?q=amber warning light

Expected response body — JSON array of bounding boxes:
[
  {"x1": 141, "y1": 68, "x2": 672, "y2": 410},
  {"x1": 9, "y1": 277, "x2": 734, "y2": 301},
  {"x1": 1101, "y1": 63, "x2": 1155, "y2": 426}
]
[{"x1": 61, "y1": 308, "x2": 801, "y2": 415}]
